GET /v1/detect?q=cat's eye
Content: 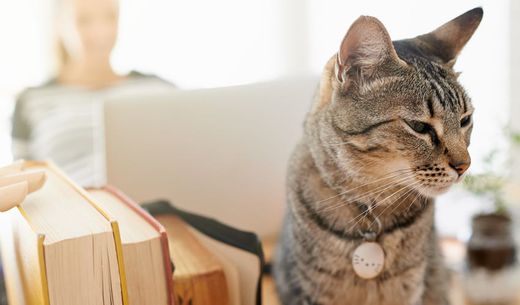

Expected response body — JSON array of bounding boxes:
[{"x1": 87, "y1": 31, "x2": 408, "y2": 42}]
[
  {"x1": 405, "y1": 120, "x2": 439, "y2": 144},
  {"x1": 460, "y1": 115, "x2": 472, "y2": 127},
  {"x1": 405, "y1": 120, "x2": 432, "y2": 135}
]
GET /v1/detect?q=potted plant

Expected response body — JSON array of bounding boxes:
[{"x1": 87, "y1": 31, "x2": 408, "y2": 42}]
[{"x1": 461, "y1": 131, "x2": 520, "y2": 305}]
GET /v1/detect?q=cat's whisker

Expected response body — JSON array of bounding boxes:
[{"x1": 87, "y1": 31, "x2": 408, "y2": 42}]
[
  {"x1": 317, "y1": 174, "x2": 416, "y2": 213},
  {"x1": 372, "y1": 179, "x2": 421, "y2": 209},
  {"x1": 318, "y1": 174, "x2": 417, "y2": 216},
  {"x1": 390, "y1": 192, "x2": 425, "y2": 227},
  {"x1": 339, "y1": 193, "x2": 405, "y2": 233},
  {"x1": 393, "y1": 184, "x2": 419, "y2": 208},
  {"x1": 339, "y1": 173, "x2": 416, "y2": 204},
  {"x1": 344, "y1": 180, "x2": 421, "y2": 232},
  {"x1": 367, "y1": 181, "x2": 422, "y2": 230},
  {"x1": 365, "y1": 180, "x2": 420, "y2": 216},
  {"x1": 372, "y1": 175, "x2": 415, "y2": 204},
  {"x1": 404, "y1": 192, "x2": 426, "y2": 215},
  {"x1": 315, "y1": 169, "x2": 414, "y2": 206},
  {"x1": 329, "y1": 174, "x2": 416, "y2": 210}
]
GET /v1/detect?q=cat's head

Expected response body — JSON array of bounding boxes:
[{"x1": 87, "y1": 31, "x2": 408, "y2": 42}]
[{"x1": 313, "y1": 8, "x2": 483, "y2": 198}]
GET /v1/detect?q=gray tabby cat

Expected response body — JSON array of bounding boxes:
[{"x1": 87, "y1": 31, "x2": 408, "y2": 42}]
[{"x1": 273, "y1": 8, "x2": 483, "y2": 305}]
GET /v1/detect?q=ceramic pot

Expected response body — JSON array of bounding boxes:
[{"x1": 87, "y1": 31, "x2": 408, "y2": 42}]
[
  {"x1": 467, "y1": 213, "x2": 516, "y2": 271},
  {"x1": 464, "y1": 212, "x2": 519, "y2": 305}
]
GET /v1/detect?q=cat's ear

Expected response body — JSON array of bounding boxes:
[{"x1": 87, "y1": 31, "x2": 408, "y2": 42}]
[
  {"x1": 415, "y1": 7, "x2": 483, "y2": 67},
  {"x1": 336, "y1": 16, "x2": 405, "y2": 85}
]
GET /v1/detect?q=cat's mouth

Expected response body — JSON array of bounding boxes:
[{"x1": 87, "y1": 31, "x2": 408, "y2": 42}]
[{"x1": 413, "y1": 167, "x2": 458, "y2": 198}]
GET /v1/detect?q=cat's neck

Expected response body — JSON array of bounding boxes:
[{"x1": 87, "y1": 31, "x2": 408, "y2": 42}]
[{"x1": 297, "y1": 140, "x2": 431, "y2": 237}]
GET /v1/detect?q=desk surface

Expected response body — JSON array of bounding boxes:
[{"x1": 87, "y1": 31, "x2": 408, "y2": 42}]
[
  {"x1": 261, "y1": 237, "x2": 520, "y2": 305},
  {"x1": 262, "y1": 273, "x2": 519, "y2": 305}
]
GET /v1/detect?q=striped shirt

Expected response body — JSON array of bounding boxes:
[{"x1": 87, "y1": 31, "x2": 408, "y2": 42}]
[{"x1": 12, "y1": 72, "x2": 173, "y2": 187}]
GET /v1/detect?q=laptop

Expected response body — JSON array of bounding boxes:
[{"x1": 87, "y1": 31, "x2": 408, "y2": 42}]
[{"x1": 103, "y1": 76, "x2": 318, "y2": 237}]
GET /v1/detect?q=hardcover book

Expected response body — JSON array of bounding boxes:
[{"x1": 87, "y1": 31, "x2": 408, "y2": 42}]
[
  {"x1": 88, "y1": 186, "x2": 175, "y2": 305},
  {"x1": 144, "y1": 200, "x2": 264, "y2": 305},
  {"x1": 0, "y1": 161, "x2": 127, "y2": 305}
]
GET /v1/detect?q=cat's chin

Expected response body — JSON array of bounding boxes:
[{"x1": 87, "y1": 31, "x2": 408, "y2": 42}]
[{"x1": 417, "y1": 185, "x2": 453, "y2": 198}]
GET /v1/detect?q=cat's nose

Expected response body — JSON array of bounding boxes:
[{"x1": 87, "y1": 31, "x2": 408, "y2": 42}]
[
  {"x1": 449, "y1": 160, "x2": 470, "y2": 176},
  {"x1": 446, "y1": 145, "x2": 471, "y2": 177}
]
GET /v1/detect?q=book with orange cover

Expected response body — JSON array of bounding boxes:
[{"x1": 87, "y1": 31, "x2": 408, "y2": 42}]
[
  {"x1": 87, "y1": 186, "x2": 175, "y2": 305},
  {"x1": 0, "y1": 161, "x2": 128, "y2": 305},
  {"x1": 144, "y1": 200, "x2": 264, "y2": 305},
  {"x1": 158, "y1": 212, "x2": 230, "y2": 305}
]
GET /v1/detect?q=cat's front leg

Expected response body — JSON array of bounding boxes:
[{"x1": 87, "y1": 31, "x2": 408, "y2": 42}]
[{"x1": 421, "y1": 237, "x2": 451, "y2": 305}]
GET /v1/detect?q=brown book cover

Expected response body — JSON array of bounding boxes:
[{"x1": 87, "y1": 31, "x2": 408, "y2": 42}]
[{"x1": 143, "y1": 200, "x2": 264, "y2": 305}]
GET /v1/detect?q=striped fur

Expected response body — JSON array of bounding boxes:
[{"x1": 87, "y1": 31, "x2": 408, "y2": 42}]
[{"x1": 274, "y1": 8, "x2": 483, "y2": 305}]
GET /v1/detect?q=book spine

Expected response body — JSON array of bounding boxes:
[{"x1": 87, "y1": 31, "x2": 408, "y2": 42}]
[
  {"x1": 110, "y1": 221, "x2": 130, "y2": 305},
  {"x1": 36, "y1": 234, "x2": 50, "y2": 305},
  {"x1": 13, "y1": 206, "x2": 49, "y2": 305},
  {"x1": 159, "y1": 230, "x2": 175, "y2": 305}
]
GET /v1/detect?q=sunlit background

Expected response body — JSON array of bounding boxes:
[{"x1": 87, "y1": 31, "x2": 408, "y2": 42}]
[
  {"x1": 0, "y1": 0, "x2": 513, "y2": 164},
  {"x1": 0, "y1": 0, "x2": 518, "y2": 239}
]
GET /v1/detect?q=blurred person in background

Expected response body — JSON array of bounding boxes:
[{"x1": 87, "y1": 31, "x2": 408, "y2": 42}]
[{"x1": 11, "y1": 0, "x2": 172, "y2": 186}]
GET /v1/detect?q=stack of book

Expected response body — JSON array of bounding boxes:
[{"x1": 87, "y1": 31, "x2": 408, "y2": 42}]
[{"x1": 0, "y1": 161, "x2": 264, "y2": 305}]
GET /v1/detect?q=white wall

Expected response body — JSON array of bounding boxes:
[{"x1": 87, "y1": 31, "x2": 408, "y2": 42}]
[{"x1": 112, "y1": 0, "x2": 288, "y2": 88}]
